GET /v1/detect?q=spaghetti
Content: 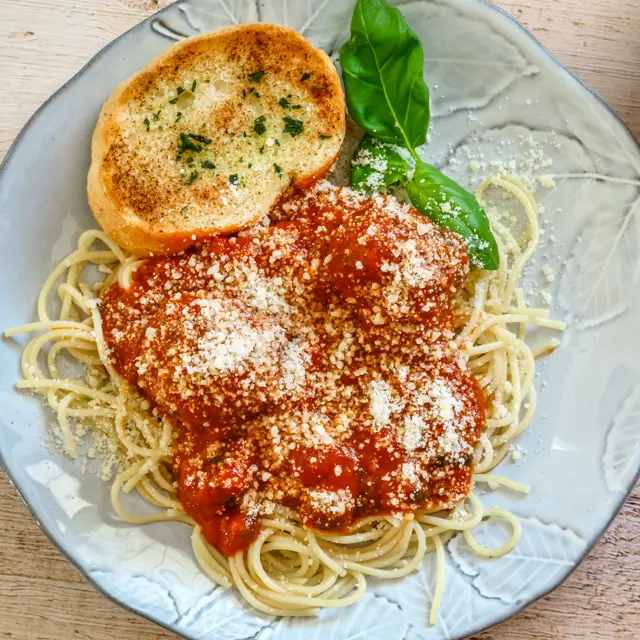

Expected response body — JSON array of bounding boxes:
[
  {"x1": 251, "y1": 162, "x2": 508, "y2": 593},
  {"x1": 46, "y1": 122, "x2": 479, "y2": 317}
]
[{"x1": 5, "y1": 175, "x2": 564, "y2": 623}]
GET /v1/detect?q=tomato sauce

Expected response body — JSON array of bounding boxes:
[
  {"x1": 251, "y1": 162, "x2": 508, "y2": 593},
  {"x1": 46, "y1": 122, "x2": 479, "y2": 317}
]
[{"x1": 101, "y1": 183, "x2": 485, "y2": 556}]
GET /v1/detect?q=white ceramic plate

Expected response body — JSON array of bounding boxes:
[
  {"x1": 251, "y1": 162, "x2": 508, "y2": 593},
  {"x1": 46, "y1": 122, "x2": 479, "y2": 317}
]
[{"x1": 1, "y1": 1, "x2": 639, "y2": 639}]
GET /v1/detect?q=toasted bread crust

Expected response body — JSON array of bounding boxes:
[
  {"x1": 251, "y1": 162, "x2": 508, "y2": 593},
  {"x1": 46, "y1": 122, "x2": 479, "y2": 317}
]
[{"x1": 88, "y1": 24, "x2": 346, "y2": 256}]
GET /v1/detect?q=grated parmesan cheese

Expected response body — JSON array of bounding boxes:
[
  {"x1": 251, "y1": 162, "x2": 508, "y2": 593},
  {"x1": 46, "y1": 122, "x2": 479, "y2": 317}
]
[{"x1": 369, "y1": 379, "x2": 403, "y2": 430}]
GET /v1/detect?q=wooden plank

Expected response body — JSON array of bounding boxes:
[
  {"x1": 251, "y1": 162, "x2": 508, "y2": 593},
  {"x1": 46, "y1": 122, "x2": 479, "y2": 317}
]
[{"x1": 0, "y1": 1, "x2": 638, "y2": 639}]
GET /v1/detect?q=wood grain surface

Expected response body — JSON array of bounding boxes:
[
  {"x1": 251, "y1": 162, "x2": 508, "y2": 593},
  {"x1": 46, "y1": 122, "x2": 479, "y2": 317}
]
[{"x1": 1, "y1": 1, "x2": 639, "y2": 638}]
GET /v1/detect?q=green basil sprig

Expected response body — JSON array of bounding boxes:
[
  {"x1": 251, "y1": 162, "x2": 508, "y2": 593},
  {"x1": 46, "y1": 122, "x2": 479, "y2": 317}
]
[
  {"x1": 351, "y1": 135, "x2": 408, "y2": 194},
  {"x1": 340, "y1": 0, "x2": 499, "y2": 270}
]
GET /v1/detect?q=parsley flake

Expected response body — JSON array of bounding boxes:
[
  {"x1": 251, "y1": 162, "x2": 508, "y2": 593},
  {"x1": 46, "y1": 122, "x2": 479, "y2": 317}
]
[
  {"x1": 178, "y1": 133, "x2": 202, "y2": 154},
  {"x1": 301, "y1": 72, "x2": 311, "y2": 81},
  {"x1": 248, "y1": 70, "x2": 266, "y2": 83},
  {"x1": 274, "y1": 163, "x2": 283, "y2": 176},
  {"x1": 279, "y1": 97, "x2": 302, "y2": 110},
  {"x1": 175, "y1": 112, "x2": 183, "y2": 123},
  {"x1": 189, "y1": 133, "x2": 212, "y2": 144},
  {"x1": 191, "y1": 80, "x2": 197, "y2": 92},
  {"x1": 143, "y1": 117, "x2": 150, "y2": 131},
  {"x1": 319, "y1": 134, "x2": 332, "y2": 139},
  {"x1": 229, "y1": 174, "x2": 240, "y2": 185},
  {"x1": 283, "y1": 116, "x2": 304, "y2": 137},
  {"x1": 202, "y1": 160, "x2": 215, "y2": 169},
  {"x1": 254, "y1": 115, "x2": 267, "y2": 135}
]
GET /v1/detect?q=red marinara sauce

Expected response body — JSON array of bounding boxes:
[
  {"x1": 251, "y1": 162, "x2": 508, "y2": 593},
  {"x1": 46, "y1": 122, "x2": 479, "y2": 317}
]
[{"x1": 101, "y1": 183, "x2": 485, "y2": 556}]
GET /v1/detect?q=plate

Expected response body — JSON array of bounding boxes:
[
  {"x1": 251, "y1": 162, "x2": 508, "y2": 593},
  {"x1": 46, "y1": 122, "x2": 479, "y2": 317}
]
[{"x1": 1, "y1": 1, "x2": 639, "y2": 639}]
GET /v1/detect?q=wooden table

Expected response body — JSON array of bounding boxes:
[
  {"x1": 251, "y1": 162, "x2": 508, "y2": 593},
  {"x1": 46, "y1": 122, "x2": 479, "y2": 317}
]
[{"x1": 1, "y1": 1, "x2": 638, "y2": 638}]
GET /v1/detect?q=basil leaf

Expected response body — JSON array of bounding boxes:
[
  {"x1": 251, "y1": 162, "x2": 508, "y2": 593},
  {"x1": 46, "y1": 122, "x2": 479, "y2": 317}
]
[
  {"x1": 406, "y1": 161, "x2": 499, "y2": 270},
  {"x1": 340, "y1": 0, "x2": 501, "y2": 270},
  {"x1": 351, "y1": 135, "x2": 409, "y2": 194},
  {"x1": 340, "y1": 0, "x2": 430, "y2": 149}
]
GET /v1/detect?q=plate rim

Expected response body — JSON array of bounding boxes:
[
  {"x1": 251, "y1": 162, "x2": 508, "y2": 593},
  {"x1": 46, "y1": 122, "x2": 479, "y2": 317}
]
[{"x1": 0, "y1": 1, "x2": 638, "y2": 638}]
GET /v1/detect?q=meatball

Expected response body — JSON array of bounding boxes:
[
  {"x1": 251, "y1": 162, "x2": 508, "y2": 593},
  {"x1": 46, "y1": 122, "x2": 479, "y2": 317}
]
[
  {"x1": 327, "y1": 195, "x2": 469, "y2": 329},
  {"x1": 126, "y1": 292, "x2": 291, "y2": 427}
]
